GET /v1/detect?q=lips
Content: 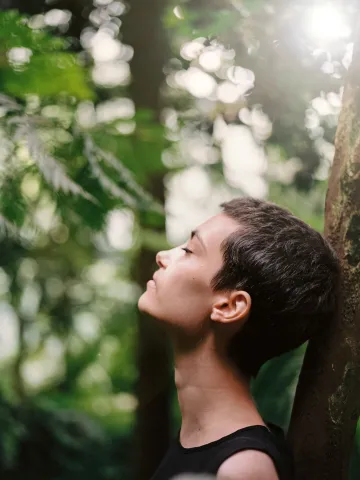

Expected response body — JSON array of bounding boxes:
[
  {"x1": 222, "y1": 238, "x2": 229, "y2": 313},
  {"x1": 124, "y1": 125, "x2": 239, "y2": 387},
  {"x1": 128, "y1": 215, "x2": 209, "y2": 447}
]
[
  {"x1": 147, "y1": 279, "x2": 156, "y2": 289},
  {"x1": 146, "y1": 273, "x2": 158, "y2": 289}
]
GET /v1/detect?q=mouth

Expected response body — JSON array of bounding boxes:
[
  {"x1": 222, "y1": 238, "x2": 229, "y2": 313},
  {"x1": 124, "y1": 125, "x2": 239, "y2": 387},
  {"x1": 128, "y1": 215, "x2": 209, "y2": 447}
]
[{"x1": 147, "y1": 279, "x2": 156, "y2": 288}]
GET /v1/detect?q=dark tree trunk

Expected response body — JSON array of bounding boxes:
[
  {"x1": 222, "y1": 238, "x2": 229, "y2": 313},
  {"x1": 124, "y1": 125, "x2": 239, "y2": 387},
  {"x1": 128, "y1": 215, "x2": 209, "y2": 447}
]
[
  {"x1": 287, "y1": 25, "x2": 360, "y2": 480},
  {"x1": 122, "y1": 2, "x2": 172, "y2": 480}
]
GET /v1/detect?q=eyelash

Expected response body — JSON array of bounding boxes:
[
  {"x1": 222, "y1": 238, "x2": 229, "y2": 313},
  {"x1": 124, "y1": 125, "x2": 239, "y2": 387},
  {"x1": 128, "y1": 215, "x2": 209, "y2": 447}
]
[{"x1": 181, "y1": 247, "x2": 193, "y2": 254}]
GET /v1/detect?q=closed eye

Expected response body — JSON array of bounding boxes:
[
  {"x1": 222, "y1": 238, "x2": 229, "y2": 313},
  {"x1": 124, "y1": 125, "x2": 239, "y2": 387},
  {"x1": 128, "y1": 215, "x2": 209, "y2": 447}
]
[{"x1": 181, "y1": 247, "x2": 193, "y2": 254}]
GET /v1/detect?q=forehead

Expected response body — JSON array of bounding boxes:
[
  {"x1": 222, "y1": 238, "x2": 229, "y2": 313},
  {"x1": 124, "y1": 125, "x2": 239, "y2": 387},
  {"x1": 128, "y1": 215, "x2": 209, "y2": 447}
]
[{"x1": 197, "y1": 213, "x2": 240, "y2": 251}]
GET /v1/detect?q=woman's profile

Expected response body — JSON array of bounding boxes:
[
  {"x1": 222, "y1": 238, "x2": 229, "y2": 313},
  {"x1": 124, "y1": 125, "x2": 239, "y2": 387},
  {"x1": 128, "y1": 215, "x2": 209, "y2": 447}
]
[{"x1": 138, "y1": 197, "x2": 340, "y2": 480}]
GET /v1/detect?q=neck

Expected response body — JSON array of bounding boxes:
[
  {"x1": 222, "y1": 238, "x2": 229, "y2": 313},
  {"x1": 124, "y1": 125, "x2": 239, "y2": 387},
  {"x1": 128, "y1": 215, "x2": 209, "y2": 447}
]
[{"x1": 173, "y1": 334, "x2": 265, "y2": 448}]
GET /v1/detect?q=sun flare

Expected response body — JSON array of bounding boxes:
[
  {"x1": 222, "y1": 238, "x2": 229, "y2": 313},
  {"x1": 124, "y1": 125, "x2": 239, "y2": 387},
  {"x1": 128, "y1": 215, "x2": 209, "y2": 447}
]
[{"x1": 306, "y1": 4, "x2": 351, "y2": 42}]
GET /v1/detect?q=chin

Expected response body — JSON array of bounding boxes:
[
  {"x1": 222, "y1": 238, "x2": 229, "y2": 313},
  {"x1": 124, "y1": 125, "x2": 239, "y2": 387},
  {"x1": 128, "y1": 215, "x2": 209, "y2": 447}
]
[
  {"x1": 137, "y1": 293, "x2": 148, "y2": 313},
  {"x1": 138, "y1": 295, "x2": 169, "y2": 326},
  {"x1": 138, "y1": 292, "x2": 156, "y2": 315}
]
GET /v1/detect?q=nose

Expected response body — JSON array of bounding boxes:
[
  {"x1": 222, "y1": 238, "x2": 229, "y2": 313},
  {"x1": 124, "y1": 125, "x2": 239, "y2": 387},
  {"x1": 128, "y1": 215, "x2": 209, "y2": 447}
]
[{"x1": 156, "y1": 250, "x2": 168, "y2": 269}]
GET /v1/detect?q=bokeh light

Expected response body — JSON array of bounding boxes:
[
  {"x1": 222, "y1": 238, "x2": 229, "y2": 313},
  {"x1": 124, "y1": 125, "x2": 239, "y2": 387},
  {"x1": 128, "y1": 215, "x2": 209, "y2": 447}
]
[{"x1": 306, "y1": 4, "x2": 351, "y2": 43}]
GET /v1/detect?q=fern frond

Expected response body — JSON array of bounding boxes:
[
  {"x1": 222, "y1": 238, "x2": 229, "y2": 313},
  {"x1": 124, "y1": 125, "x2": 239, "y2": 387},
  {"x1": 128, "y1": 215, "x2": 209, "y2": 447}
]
[
  {"x1": 0, "y1": 214, "x2": 34, "y2": 246},
  {"x1": 14, "y1": 120, "x2": 98, "y2": 205},
  {"x1": 0, "y1": 94, "x2": 22, "y2": 112},
  {"x1": 0, "y1": 214, "x2": 20, "y2": 240},
  {"x1": 84, "y1": 135, "x2": 164, "y2": 214},
  {"x1": 84, "y1": 135, "x2": 137, "y2": 207}
]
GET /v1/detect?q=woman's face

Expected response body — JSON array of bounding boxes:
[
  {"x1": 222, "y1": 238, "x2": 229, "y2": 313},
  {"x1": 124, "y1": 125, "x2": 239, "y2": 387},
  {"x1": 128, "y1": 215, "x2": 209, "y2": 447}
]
[{"x1": 137, "y1": 213, "x2": 241, "y2": 337}]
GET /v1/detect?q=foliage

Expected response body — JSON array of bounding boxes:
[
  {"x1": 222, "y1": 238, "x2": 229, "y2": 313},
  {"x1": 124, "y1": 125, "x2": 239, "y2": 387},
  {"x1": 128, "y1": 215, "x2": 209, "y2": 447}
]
[
  {"x1": 0, "y1": 396, "x2": 133, "y2": 480},
  {"x1": 0, "y1": 1, "x2": 358, "y2": 480},
  {"x1": 0, "y1": 10, "x2": 164, "y2": 238},
  {"x1": 0, "y1": 10, "x2": 91, "y2": 99}
]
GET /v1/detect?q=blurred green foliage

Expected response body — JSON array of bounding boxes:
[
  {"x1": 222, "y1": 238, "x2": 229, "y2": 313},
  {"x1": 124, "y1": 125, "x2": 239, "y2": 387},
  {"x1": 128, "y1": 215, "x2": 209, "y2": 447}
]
[
  {"x1": 0, "y1": 1, "x2": 358, "y2": 480},
  {"x1": 0, "y1": 11, "x2": 91, "y2": 99}
]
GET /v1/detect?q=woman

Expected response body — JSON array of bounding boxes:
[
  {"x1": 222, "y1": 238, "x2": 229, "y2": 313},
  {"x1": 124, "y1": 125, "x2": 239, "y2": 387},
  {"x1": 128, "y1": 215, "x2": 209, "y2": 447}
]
[{"x1": 138, "y1": 197, "x2": 340, "y2": 480}]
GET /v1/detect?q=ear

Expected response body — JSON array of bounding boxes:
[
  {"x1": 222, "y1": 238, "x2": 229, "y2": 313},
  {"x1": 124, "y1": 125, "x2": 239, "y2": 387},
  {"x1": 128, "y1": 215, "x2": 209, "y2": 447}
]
[{"x1": 210, "y1": 290, "x2": 251, "y2": 325}]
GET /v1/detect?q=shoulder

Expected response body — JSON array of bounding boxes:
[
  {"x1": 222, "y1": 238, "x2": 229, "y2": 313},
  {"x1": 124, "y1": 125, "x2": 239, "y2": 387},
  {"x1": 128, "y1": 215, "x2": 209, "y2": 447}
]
[{"x1": 216, "y1": 449, "x2": 279, "y2": 480}]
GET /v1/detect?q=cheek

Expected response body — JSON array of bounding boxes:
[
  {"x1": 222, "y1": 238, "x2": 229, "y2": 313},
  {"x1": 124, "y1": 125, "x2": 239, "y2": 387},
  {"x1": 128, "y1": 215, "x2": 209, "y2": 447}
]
[
  {"x1": 169, "y1": 266, "x2": 208, "y2": 295},
  {"x1": 161, "y1": 269, "x2": 212, "y2": 317},
  {"x1": 138, "y1": 264, "x2": 213, "y2": 329}
]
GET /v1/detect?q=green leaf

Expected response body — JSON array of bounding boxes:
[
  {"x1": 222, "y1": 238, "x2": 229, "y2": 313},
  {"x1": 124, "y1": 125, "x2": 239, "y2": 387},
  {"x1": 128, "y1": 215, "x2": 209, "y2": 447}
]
[
  {"x1": 0, "y1": 10, "x2": 65, "y2": 52},
  {"x1": 0, "y1": 173, "x2": 28, "y2": 227},
  {"x1": 3, "y1": 53, "x2": 93, "y2": 100},
  {"x1": 0, "y1": 11, "x2": 93, "y2": 99}
]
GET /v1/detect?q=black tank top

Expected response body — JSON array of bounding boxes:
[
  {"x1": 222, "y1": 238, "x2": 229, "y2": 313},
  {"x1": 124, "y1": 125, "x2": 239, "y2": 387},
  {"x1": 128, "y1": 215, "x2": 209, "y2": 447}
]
[{"x1": 150, "y1": 423, "x2": 294, "y2": 480}]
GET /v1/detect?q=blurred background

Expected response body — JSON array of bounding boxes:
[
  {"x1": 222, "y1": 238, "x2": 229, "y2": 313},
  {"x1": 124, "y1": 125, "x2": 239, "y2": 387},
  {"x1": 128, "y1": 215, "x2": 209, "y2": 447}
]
[{"x1": 0, "y1": 0, "x2": 359, "y2": 478}]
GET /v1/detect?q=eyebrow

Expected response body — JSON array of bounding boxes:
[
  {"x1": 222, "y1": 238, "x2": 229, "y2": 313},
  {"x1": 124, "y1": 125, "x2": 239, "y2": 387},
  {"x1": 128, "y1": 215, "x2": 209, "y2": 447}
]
[{"x1": 190, "y1": 229, "x2": 206, "y2": 252}]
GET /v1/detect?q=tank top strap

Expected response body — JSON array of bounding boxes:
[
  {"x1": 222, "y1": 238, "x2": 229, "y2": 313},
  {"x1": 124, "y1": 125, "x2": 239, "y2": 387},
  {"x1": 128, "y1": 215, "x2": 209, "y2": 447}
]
[{"x1": 204, "y1": 425, "x2": 291, "y2": 479}]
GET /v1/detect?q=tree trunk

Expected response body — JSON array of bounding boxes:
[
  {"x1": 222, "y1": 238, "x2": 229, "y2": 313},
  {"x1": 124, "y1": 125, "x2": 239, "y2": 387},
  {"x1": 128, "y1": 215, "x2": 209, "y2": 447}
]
[
  {"x1": 287, "y1": 27, "x2": 360, "y2": 480},
  {"x1": 121, "y1": 2, "x2": 172, "y2": 480}
]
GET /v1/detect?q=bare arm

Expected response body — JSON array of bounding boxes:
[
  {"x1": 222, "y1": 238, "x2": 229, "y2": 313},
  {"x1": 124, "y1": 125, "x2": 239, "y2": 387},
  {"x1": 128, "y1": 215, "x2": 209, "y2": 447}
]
[{"x1": 216, "y1": 450, "x2": 279, "y2": 480}]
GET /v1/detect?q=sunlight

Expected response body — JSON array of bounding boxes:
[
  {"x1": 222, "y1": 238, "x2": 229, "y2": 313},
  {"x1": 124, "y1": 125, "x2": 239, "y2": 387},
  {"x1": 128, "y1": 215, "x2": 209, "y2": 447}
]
[
  {"x1": 0, "y1": 303, "x2": 18, "y2": 360},
  {"x1": 85, "y1": 260, "x2": 118, "y2": 286},
  {"x1": 106, "y1": 209, "x2": 134, "y2": 250},
  {"x1": 177, "y1": 166, "x2": 212, "y2": 200},
  {"x1": 91, "y1": 31, "x2": 122, "y2": 62},
  {"x1": 74, "y1": 312, "x2": 101, "y2": 342},
  {"x1": 306, "y1": 4, "x2": 351, "y2": 42},
  {"x1": 199, "y1": 49, "x2": 222, "y2": 72},
  {"x1": 179, "y1": 67, "x2": 216, "y2": 98},
  {"x1": 180, "y1": 39, "x2": 205, "y2": 60},
  {"x1": 221, "y1": 125, "x2": 268, "y2": 198},
  {"x1": 23, "y1": 336, "x2": 65, "y2": 390},
  {"x1": 96, "y1": 98, "x2": 135, "y2": 122},
  {"x1": 173, "y1": 5, "x2": 184, "y2": 19},
  {"x1": 217, "y1": 81, "x2": 242, "y2": 103},
  {"x1": 44, "y1": 9, "x2": 71, "y2": 27},
  {"x1": 92, "y1": 61, "x2": 130, "y2": 86},
  {"x1": 112, "y1": 393, "x2": 138, "y2": 412},
  {"x1": 7, "y1": 47, "x2": 32, "y2": 66}
]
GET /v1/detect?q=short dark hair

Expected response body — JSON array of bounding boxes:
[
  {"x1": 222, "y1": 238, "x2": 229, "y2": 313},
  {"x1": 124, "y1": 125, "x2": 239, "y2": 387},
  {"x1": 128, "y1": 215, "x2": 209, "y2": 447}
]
[{"x1": 210, "y1": 197, "x2": 341, "y2": 378}]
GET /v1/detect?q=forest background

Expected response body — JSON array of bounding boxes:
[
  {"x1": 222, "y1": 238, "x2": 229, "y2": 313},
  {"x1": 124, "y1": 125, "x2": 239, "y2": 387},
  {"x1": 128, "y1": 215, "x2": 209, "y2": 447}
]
[{"x1": 0, "y1": 0, "x2": 359, "y2": 479}]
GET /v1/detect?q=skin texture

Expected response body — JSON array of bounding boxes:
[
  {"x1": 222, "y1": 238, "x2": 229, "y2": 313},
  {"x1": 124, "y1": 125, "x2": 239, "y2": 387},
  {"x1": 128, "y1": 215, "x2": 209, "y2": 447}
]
[
  {"x1": 138, "y1": 213, "x2": 278, "y2": 479},
  {"x1": 217, "y1": 450, "x2": 279, "y2": 479}
]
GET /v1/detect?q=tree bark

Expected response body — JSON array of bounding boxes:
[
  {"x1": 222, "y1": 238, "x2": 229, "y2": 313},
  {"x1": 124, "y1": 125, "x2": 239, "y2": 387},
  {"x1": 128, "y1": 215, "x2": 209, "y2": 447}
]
[
  {"x1": 121, "y1": 2, "x2": 172, "y2": 480},
  {"x1": 287, "y1": 27, "x2": 360, "y2": 480}
]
